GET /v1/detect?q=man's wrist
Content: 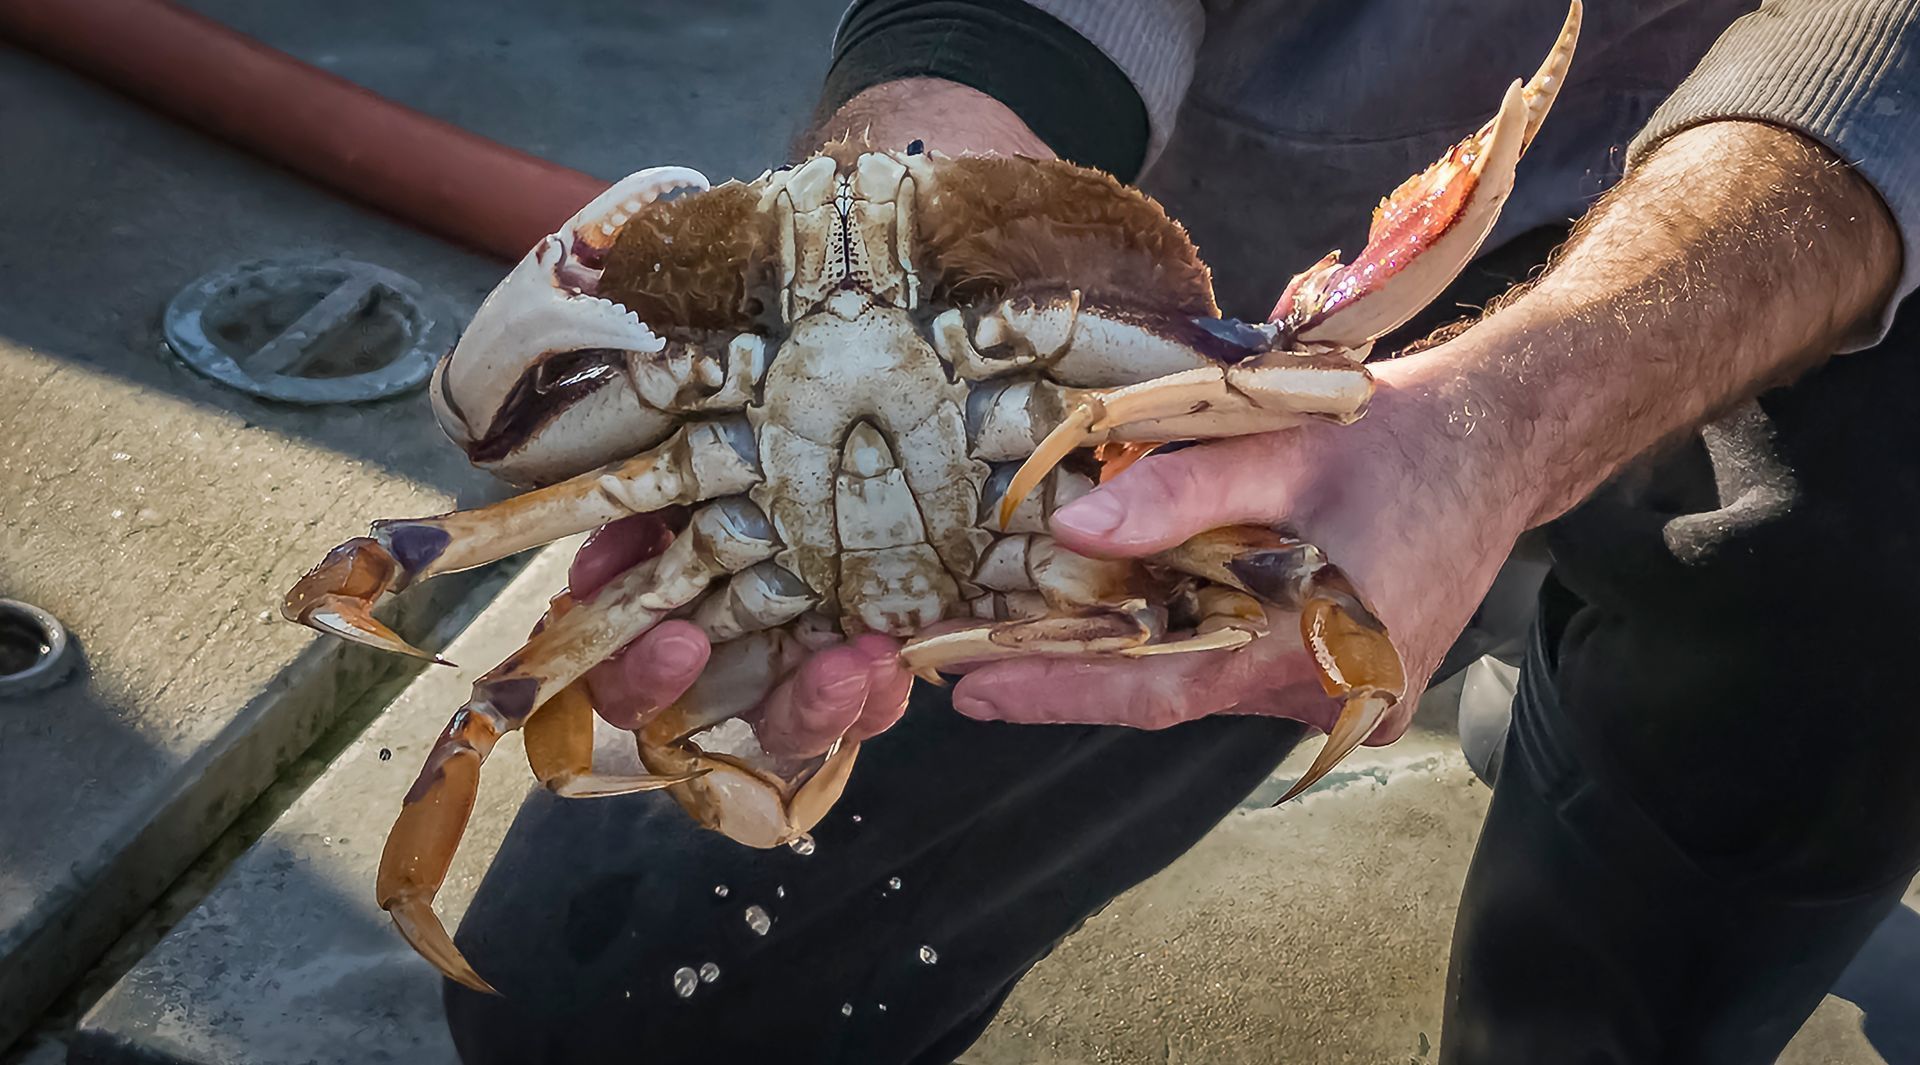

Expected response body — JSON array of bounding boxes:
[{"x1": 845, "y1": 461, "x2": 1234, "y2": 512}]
[
  {"x1": 1388, "y1": 120, "x2": 1899, "y2": 533},
  {"x1": 801, "y1": 78, "x2": 1055, "y2": 160}
]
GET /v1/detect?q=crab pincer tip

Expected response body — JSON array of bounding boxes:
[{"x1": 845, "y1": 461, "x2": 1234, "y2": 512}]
[
  {"x1": 388, "y1": 899, "x2": 500, "y2": 995},
  {"x1": 1272, "y1": 691, "x2": 1396, "y2": 804},
  {"x1": 300, "y1": 597, "x2": 441, "y2": 661}
]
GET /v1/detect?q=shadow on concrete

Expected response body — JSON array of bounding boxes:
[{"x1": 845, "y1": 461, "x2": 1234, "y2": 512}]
[
  {"x1": 66, "y1": 838, "x2": 462, "y2": 1065},
  {"x1": 0, "y1": 563, "x2": 500, "y2": 1053},
  {"x1": 1831, "y1": 903, "x2": 1920, "y2": 1065}
]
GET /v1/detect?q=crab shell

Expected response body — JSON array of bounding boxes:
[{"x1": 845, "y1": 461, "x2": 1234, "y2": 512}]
[{"x1": 282, "y1": 0, "x2": 1580, "y2": 994}]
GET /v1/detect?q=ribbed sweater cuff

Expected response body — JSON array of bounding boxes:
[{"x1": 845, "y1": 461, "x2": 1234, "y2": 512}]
[
  {"x1": 1628, "y1": 0, "x2": 1920, "y2": 347},
  {"x1": 822, "y1": 0, "x2": 1152, "y2": 178}
]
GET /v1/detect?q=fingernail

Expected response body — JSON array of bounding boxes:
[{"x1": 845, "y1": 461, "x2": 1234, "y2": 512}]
[
  {"x1": 951, "y1": 691, "x2": 1001, "y2": 720},
  {"x1": 653, "y1": 634, "x2": 705, "y2": 674},
  {"x1": 1054, "y1": 492, "x2": 1125, "y2": 537}
]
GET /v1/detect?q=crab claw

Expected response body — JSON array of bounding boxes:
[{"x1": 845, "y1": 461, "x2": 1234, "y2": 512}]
[
  {"x1": 429, "y1": 166, "x2": 715, "y2": 484},
  {"x1": 282, "y1": 536, "x2": 447, "y2": 663},
  {"x1": 1273, "y1": 0, "x2": 1580, "y2": 347}
]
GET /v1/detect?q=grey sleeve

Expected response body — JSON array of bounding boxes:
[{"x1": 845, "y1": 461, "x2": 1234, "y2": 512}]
[
  {"x1": 1020, "y1": 0, "x2": 1206, "y2": 165},
  {"x1": 1627, "y1": 0, "x2": 1920, "y2": 345}
]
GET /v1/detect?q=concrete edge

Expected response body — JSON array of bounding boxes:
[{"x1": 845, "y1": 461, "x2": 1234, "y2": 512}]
[{"x1": 0, "y1": 563, "x2": 517, "y2": 1053}]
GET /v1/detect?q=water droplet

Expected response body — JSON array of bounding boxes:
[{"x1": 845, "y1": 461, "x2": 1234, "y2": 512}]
[
  {"x1": 775, "y1": 885, "x2": 786, "y2": 898},
  {"x1": 840, "y1": 1003, "x2": 854, "y2": 1016},
  {"x1": 378, "y1": 748, "x2": 392, "y2": 762},
  {"x1": 713, "y1": 884, "x2": 729, "y2": 898},
  {"x1": 698, "y1": 962, "x2": 720, "y2": 983},
  {"x1": 886, "y1": 876, "x2": 903, "y2": 891},
  {"x1": 744, "y1": 905, "x2": 772, "y2": 935},
  {"x1": 672, "y1": 967, "x2": 698, "y2": 998},
  {"x1": 918, "y1": 945, "x2": 939, "y2": 965},
  {"x1": 787, "y1": 834, "x2": 816, "y2": 856}
]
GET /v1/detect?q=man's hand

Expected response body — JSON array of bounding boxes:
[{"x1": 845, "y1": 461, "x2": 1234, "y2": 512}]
[
  {"x1": 949, "y1": 355, "x2": 1521, "y2": 744},
  {"x1": 951, "y1": 119, "x2": 1898, "y2": 741}
]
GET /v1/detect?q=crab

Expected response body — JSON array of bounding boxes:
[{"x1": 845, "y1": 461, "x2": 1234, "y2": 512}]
[{"x1": 283, "y1": 3, "x2": 1578, "y2": 993}]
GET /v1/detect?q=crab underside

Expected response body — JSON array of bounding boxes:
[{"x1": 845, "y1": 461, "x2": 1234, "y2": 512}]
[{"x1": 282, "y1": 2, "x2": 1580, "y2": 993}]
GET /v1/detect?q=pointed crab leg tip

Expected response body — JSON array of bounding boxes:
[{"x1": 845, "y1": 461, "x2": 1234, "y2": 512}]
[
  {"x1": 548, "y1": 770, "x2": 706, "y2": 799},
  {"x1": 1118, "y1": 628, "x2": 1256, "y2": 657},
  {"x1": 387, "y1": 900, "x2": 499, "y2": 995},
  {"x1": 1271, "y1": 693, "x2": 1397, "y2": 804},
  {"x1": 1001, "y1": 404, "x2": 1100, "y2": 529},
  {"x1": 302, "y1": 603, "x2": 439, "y2": 661},
  {"x1": 896, "y1": 649, "x2": 951, "y2": 686}
]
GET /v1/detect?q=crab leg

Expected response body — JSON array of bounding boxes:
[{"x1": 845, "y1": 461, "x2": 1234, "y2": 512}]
[
  {"x1": 900, "y1": 596, "x2": 1168, "y2": 681},
  {"x1": 1153, "y1": 527, "x2": 1406, "y2": 800},
  {"x1": 521, "y1": 592, "x2": 708, "y2": 799},
  {"x1": 283, "y1": 418, "x2": 759, "y2": 660},
  {"x1": 523, "y1": 678, "x2": 703, "y2": 798},
  {"x1": 902, "y1": 516, "x2": 1273, "y2": 677},
  {"x1": 639, "y1": 704, "x2": 863, "y2": 850},
  {"x1": 905, "y1": 467, "x2": 1267, "y2": 675},
  {"x1": 995, "y1": 351, "x2": 1375, "y2": 527},
  {"x1": 375, "y1": 497, "x2": 777, "y2": 991},
  {"x1": 1276, "y1": 0, "x2": 1580, "y2": 347}
]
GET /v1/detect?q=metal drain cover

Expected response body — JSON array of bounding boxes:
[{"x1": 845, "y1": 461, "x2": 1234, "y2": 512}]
[
  {"x1": 0, "y1": 599, "x2": 77, "y2": 696},
  {"x1": 164, "y1": 258, "x2": 458, "y2": 405}
]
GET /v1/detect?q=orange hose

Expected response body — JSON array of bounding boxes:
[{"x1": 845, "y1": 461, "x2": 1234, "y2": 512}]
[{"x1": 0, "y1": 0, "x2": 611, "y2": 262}]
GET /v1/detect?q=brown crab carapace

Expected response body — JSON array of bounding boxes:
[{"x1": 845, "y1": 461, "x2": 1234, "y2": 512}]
[{"x1": 284, "y1": 1, "x2": 1579, "y2": 992}]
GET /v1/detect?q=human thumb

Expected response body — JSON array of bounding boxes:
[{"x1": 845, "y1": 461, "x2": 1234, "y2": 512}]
[{"x1": 1049, "y1": 436, "x2": 1292, "y2": 558}]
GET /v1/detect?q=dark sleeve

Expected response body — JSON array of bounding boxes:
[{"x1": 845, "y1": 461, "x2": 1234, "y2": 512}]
[
  {"x1": 1627, "y1": 0, "x2": 1920, "y2": 347},
  {"x1": 816, "y1": 0, "x2": 1152, "y2": 180}
]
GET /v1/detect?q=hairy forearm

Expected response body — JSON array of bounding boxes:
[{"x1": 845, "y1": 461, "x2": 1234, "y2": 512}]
[
  {"x1": 1404, "y1": 120, "x2": 1900, "y2": 529},
  {"x1": 802, "y1": 77, "x2": 1055, "y2": 160}
]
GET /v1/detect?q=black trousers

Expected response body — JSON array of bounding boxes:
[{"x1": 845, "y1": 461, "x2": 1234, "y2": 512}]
[
  {"x1": 444, "y1": 695, "x2": 1310, "y2": 1064},
  {"x1": 1440, "y1": 621, "x2": 1915, "y2": 1065},
  {"x1": 442, "y1": 663, "x2": 1913, "y2": 1065}
]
